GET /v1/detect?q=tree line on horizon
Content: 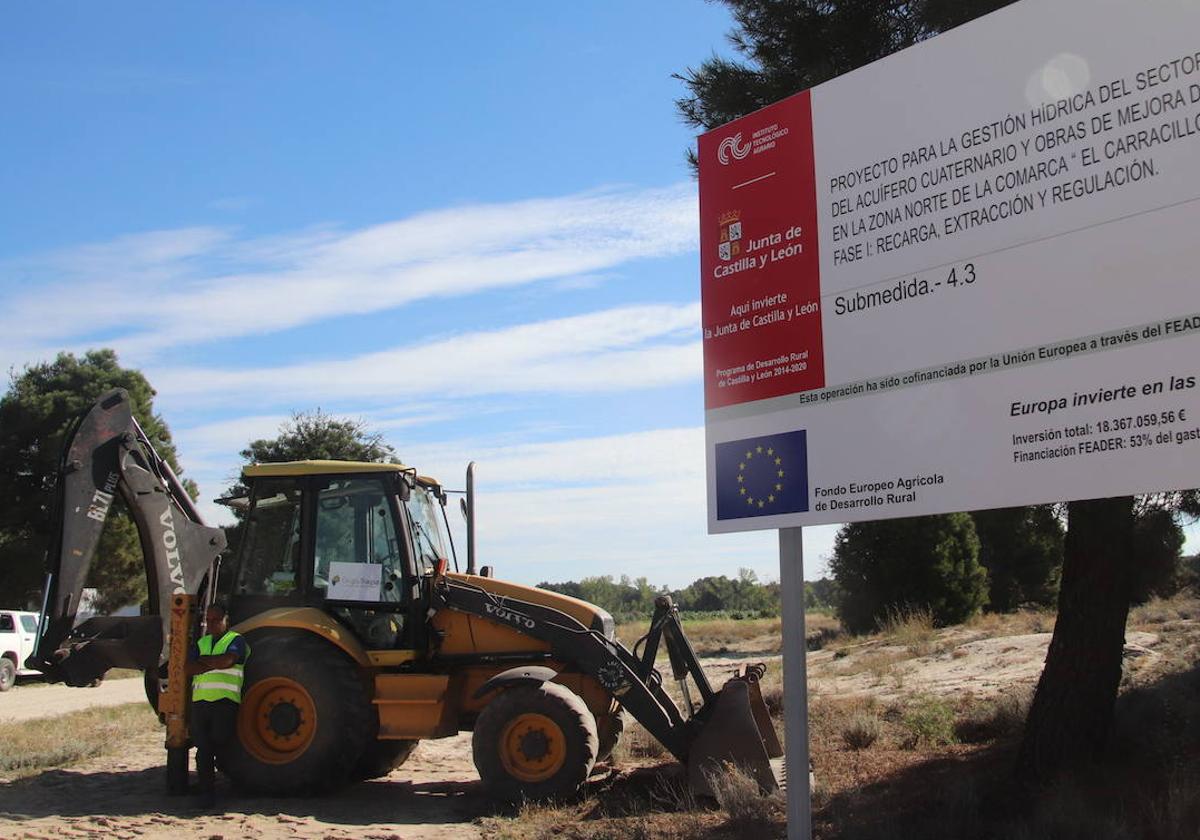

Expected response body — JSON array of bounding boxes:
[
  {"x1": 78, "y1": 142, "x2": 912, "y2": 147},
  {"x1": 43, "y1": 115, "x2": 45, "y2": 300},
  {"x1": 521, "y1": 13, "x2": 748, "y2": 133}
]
[
  {"x1": 1, "y1": 351, "x2": 1195, "y2": 630},
  {"x1": 537, "y1": 506, "x2": 1197, "y2": 631}
]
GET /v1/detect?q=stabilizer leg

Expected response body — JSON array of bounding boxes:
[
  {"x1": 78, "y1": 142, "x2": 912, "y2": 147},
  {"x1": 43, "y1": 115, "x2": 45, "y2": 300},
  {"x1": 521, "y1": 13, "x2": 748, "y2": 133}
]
[{"x1": 161, "y1": 594, "x2": 194, "y2": 795}]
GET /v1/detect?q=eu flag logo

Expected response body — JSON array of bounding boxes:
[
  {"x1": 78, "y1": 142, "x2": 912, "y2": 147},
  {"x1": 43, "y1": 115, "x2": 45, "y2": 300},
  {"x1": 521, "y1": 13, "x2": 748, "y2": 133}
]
[{"x1": 715, "y1": 430, "x2": 809, "y2": 520}]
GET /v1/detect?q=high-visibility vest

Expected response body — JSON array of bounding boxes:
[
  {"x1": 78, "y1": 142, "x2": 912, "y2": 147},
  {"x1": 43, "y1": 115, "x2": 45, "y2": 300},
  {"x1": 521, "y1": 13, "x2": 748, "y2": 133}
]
[{"x1": 192, "y1": 631, "x2": 248, "y2": 704}]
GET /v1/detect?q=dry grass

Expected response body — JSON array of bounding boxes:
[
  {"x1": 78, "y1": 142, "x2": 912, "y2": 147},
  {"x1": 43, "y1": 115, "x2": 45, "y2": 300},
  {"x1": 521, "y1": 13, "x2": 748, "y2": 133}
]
[
  {"x1": 477, "y1": 769, "x2": 715, "y2": 840},
  {"x1": 878, "y1": 606, "x2": 936, "y2": 656},
  {"x1": 615, "y1": 612, "x2": 840, "y2": 659},
  {"x1": 757, "y1": 660, "x2": 784, "y2": 715},
  {"x1": 705, "y1": 763, "x2": 785, "y2": 830},
  {"x1": 615, "y1": 618, "x2": 779, "y2": 655},
  {"x1": 1128, "y1": 593, "x2": 1200, "y2": 628},
  {"x1": 833, "y1": 649, "x2": 909, "y2": 683},
  {"x1": 481, "y1": 596, "x2": 1200, "y2": 840},
  {"x1": 841, "y1": 713, "x2": 882, "y2": 750},
  {"x1": 954, "y1": 687, "x2": 1032, "y2": 744},
  {"x1": 0, "y1": 703, "x2": 157, "y2": 778},
  {"x1": 611, "y1": 721, "x2": 670, "y2": 764},
  {"x1": 965, "y1": 608, "x2": 1056, "y2": 637},
  {"x1": 106, "y1": 668, "x2": 144, "y2": 680}
]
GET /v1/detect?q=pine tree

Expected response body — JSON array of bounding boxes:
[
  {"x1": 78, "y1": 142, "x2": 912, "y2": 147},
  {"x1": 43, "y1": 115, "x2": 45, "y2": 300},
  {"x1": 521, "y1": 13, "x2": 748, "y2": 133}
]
[{"x1": 0, "y1": 349, "x2": 185, "y2": 610}]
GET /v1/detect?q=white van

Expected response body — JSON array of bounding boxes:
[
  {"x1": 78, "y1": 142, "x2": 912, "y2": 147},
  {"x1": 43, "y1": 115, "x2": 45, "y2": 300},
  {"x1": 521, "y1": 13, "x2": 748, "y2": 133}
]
[{"x1": 0, "y1": 610, "x2": 42, "y2": 690}]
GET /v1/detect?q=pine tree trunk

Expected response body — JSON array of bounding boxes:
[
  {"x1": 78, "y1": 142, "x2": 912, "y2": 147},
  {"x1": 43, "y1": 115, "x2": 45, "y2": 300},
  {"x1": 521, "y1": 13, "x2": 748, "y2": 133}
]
[{"x1": 1015, "y1": 496, "x2": 1134, "y2": 786}]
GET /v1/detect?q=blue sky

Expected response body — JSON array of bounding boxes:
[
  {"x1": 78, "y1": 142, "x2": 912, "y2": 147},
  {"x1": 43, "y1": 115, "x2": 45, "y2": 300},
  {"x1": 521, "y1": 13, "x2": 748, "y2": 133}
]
[
  {"x1": 3, "y1": 3, "x2": 1191, "y2": 590},
  {"x1": 0, "y1": 2, "x2": 845, "y2": 587}
]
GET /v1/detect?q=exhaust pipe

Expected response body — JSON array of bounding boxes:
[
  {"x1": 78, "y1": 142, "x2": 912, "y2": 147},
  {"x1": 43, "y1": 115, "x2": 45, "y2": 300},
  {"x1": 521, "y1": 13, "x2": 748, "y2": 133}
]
[{"x1": 465, "y1": 461, "x2": 477, "y2": 575}]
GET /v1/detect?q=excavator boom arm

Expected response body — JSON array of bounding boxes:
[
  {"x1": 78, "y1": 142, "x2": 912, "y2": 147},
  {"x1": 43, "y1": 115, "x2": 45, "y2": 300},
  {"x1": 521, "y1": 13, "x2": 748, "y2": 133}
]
[{"x1": 27, "y1": 389, "x2": 226, "y2": 686}]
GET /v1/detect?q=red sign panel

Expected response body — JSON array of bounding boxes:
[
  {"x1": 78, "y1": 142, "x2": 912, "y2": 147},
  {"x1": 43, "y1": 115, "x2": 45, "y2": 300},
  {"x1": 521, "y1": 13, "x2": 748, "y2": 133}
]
[{"x1": 698, "y1": 91, "x2": 825, "y2": 409}]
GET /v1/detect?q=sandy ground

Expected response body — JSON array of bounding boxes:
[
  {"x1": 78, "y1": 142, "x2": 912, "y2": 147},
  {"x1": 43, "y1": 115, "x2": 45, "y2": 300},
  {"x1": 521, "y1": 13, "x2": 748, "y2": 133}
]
[
  {"x1": 808, "y1": 629, "x2": 1162, "y2": 702},
  {"x1": 0, "y1": 626, "x2": 1170, "y2": 839},
  {"x1": 1, "y1": 725, "x2": 486, "y2": 840},
  {"x1": 0, "y1": 654, "x2": 781, "y2": 840},
  {"x1": 0, "y1": 678, "x2": 147, "y2": 723}
]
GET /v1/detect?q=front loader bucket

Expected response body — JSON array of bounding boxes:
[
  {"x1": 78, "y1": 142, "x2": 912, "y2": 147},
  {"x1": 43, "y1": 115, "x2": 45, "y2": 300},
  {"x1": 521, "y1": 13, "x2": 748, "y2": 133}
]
[
  {"x1": 735, "y1": 662, "x2": 783, "y2": 758},
  {"x1": 34, "y1": 616, "x2": 162, "y2": 687},
  {"x1": 687, "y1": 670, "x2": 783, "y2": 798}
]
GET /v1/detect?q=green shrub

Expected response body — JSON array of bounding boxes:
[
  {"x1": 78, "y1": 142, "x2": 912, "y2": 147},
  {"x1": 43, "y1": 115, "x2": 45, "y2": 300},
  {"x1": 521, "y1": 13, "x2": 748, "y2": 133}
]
[
  {"x1": 901, "y1": 694, "x2": 957, "y2": 748},
  {"x1": 841, "y1": 713, "x2": 882, "y2": 750},
  {"x1": 954, "y1": 689, "x2": 1030, "y2": 743}
]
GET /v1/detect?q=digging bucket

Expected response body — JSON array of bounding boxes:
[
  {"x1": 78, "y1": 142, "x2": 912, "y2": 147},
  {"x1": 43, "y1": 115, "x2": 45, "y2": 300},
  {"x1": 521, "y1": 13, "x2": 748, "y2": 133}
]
[{"x1": 686, "y1": 662, "x2": 783, "y2": 797}]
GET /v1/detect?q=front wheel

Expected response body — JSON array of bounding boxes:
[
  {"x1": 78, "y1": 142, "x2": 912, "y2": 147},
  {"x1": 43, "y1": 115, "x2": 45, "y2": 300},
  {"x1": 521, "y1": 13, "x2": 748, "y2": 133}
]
[
  {"x1": 221, "y1": 634, "x2": 371, "y2": 795},
  {"x1": 472, "y1": 682, "x2": 598, "y2": 801}
]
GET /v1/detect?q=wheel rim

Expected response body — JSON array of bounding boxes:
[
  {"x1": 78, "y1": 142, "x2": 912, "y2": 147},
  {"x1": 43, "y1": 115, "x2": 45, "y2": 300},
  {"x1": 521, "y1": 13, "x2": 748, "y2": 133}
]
[
  {"x1": 238, "y1": 676, "x2": 318, "y2": 764},
  {"x1": 498, "y1": 712, "x2": 567, "y2": 783}
]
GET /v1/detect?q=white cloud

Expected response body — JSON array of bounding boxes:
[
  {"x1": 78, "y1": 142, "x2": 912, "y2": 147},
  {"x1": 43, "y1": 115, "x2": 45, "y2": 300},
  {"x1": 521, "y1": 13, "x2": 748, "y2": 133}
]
[
  {"x1": 174, "y1": 413, "x2": 291, "y2": 459},
  {"x1": 404, "y1": 428, "x2": 839, "y2": 587},
  {"x1": 0, "y1": 183, "x2": 698, "y2": 365},
  {"x1": 185, "y1": 422, "x2": 840, "y2": 588},
  {"x1": 149, "y1": 302, "x2": 701, "y2": 406}
]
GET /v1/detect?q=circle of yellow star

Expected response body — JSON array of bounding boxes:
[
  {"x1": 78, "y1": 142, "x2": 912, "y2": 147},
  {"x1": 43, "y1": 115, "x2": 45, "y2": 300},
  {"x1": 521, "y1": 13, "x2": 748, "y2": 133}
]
[{"x1": 733, "y1": 440, "x2": 787, "y2": 512}]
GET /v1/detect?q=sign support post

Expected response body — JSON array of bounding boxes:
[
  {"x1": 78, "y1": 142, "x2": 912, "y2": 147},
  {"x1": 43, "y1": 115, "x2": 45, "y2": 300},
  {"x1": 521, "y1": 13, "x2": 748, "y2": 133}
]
[
  {"x1": 700, "y1": 2, "x2": 1200, "y2": 837},
  {"x1": 779, "y1": 526, "x2": 812, "y2": 840}
]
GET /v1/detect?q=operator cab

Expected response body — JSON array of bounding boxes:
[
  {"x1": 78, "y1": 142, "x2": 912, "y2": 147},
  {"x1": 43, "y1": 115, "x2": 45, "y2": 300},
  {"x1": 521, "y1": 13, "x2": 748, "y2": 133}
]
[{"x1": 222, "y1": 461, "x2": 456, "y2": 651}]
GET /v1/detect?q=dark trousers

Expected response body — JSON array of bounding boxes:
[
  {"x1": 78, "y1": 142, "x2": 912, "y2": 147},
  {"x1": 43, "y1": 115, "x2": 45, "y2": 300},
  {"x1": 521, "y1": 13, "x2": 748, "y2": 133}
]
[{"x1": 191, "y1": 699, "x2": 239, "y2": 792}]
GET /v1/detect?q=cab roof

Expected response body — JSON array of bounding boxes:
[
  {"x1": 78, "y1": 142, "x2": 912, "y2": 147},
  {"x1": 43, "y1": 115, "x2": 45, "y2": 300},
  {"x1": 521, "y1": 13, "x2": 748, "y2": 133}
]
[
  {"x1": 241, "y1": 460, "x2": 445, "y2": 490},
  {"x1": 242, "y1": 460, "x2": 414, "y2": 478}
]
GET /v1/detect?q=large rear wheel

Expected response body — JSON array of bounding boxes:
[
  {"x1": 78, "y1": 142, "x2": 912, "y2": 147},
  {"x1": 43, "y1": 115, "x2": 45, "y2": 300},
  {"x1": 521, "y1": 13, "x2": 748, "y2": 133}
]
[
  {"x1": 472, "y1": 682, "x2": 598, "y2": 801},
  {"x1": 354, "y1": 738, "x2": 419, "y2": 780},
  {"x1": 221, "y1": 634, "x2": 371, "y2": 794}
]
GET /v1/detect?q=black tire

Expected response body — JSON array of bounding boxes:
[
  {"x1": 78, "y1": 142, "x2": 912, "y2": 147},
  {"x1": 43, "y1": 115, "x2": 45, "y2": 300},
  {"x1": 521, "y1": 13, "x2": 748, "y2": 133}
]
[
  {"x1": 596, "y1": 707, "x2": 627, "y2": 763},
  {"x1": 0, "y1": 657, "x2": 15, "y2": 692},
  {"x1": 472, "y1": 682, "x2": 598, "y2": 802},
  {"x1": 220, "y1": 633, "x2": 371, "y2": 795},
  {"x1": 354, "y1": 738, "x2": 419, "y2": 780}
]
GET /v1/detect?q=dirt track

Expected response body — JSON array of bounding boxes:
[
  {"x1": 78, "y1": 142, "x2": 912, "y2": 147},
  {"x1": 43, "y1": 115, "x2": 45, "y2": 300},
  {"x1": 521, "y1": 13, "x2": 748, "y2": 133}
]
[
  {"x1": 0, "y1": 656, "x2": 767, "y2": 840},
  {"x1": 0, "y1": 678, "x2": 147, "y2": 724},
  {"x1": 0, "y1": 725, "x2": 486, "y2": 840}
]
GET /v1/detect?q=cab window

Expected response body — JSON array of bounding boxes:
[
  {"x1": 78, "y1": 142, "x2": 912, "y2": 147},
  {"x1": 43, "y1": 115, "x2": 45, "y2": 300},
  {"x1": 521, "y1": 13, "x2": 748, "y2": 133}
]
[
  {"x1": 235, "y1": 478, "x2": 302, "y2": 596},
  {"x1": 20, "y1": 615, "x2": 38, "y2": 634},
  {"x1": 405, "y1": 486, "x2": 447, "y2": 576},
  {"x1": 314, "y1": 476, "x2": 404, "y2": 603},
  {"x1": 0, "y1": 614, "x2": 12, "y2": 633}
]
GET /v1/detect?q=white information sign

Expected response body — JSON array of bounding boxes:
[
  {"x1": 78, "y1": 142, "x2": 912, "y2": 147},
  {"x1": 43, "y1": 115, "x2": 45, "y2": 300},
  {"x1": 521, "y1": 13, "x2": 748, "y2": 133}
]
[
  {"x1": 700, "y1": 0, "x2": 1200, "y2": 533},
  {"x1": 328, "y1": 561, "x2": 382, "y2": 601}
]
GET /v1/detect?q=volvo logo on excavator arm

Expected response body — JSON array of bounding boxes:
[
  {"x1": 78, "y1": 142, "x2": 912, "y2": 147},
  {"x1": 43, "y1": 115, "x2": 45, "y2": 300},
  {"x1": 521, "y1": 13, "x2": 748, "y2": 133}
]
[{"x1": 158, "y1": 507, "x2": 187, "y2": 594}]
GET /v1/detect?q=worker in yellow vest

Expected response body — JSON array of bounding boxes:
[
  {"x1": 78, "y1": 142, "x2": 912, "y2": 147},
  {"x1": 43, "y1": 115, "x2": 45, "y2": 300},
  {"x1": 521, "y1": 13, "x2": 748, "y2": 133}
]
[{"x1": 185, "y1": 603, "x2": 249, "y2": 808}]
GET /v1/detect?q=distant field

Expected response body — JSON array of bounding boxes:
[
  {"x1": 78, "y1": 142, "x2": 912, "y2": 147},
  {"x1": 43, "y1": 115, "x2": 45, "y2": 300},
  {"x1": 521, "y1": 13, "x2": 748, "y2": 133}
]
[{"x1": 615, "y1": 611, "x2": 840, "y2": 657}]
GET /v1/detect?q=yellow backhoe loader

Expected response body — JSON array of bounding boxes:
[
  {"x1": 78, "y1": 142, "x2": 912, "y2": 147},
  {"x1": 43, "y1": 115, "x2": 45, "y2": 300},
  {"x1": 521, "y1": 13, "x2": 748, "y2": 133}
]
[{"x1": 28, "y1": 389, "x2": 782, "y2": 799}]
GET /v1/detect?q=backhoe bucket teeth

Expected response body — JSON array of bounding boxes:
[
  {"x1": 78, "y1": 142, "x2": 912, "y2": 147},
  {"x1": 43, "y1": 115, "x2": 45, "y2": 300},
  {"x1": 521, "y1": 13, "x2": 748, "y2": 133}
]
[
  {"x1": 736, "y1": 662, "x2": 783, "y2": 758},
  {"x1": 687, "y1": 672, "x2": 783, "y2": 798}
]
